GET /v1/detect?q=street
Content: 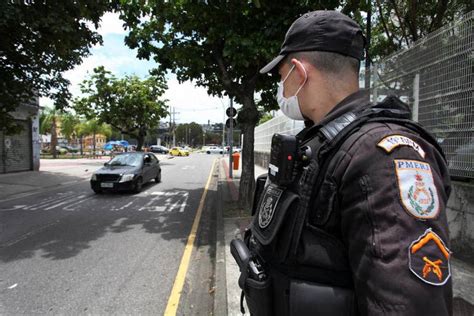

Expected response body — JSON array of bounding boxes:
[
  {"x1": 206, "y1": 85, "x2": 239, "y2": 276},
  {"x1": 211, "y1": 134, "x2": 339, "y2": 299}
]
[{"x1": 0, "y1": 154, "x2": 218, "y2": 315}]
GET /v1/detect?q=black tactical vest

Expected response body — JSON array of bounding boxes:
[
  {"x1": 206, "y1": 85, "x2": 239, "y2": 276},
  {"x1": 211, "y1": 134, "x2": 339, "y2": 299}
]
[{"x1": 242, "y1": 96, "x2": 444, "y2": 316}]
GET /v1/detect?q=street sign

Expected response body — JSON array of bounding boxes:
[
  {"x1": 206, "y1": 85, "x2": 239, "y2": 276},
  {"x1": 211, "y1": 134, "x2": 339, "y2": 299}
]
[
  {"x1": 225, "y1": 118, "x2": 237, "y2": 129},
  {"x1": 226, "y1": 107, "x2": 237, "y2": 117}
]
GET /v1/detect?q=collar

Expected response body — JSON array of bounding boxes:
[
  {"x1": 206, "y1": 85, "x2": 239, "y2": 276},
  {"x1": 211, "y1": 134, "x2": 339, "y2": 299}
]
[
  {"x1": 299, "y1": 89, "x2": 370, "y2": 141},
  {"x1": 319, "y1": 89, "x2": 370, "y2": 126}
]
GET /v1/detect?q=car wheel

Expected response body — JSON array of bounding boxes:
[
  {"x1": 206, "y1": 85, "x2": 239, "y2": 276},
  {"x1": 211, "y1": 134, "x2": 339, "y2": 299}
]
[
  {"x1": 93, "y1": 189, "x2": 102, "y2": 194},
  {"x1": 155, "y1": 171, "x2": 161, "y2": 183},
  {"x1": 206, "y1": 151, "x2": 210, "y2": 154},
  {"x1": 220, "y1": 151, "x2": 223, "y2": 154},
  {"x1": 134, "y1": 178, "x2": 143, "y2": 193}
]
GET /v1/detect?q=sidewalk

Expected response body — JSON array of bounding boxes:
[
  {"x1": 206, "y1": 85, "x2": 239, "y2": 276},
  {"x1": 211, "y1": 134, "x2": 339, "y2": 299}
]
[
  {"x1": 215, "y1": 157, "x2": 474, "y2": 315},
  {"x1": 0, "y1": 158, "x2": 108, "y2": 202}
]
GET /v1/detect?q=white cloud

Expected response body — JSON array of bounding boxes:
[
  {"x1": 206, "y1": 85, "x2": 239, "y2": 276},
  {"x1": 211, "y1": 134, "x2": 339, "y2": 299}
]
[
  {"x1": 163, "y1": 79, "x2": 234, "y2": 125},
  {"x1": 97, "y1": 13, "x2": 128, "y2": 36}
]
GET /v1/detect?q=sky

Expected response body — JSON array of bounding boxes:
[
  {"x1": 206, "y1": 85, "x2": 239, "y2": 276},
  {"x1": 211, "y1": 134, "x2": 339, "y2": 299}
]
[{"x1": 40, "y1": 13, "x2": 236, "y2": 126}]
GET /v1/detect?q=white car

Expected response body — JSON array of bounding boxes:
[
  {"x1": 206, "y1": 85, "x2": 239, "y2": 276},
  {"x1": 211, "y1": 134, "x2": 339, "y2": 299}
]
[{"x1": 205, "y1": 146, "x2": 224, "y2": 154}]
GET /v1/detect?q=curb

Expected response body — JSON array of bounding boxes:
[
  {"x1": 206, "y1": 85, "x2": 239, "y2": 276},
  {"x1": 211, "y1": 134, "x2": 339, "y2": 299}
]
[{"x1": 214, "y1": 171, "x2": 228, "y2": 316}]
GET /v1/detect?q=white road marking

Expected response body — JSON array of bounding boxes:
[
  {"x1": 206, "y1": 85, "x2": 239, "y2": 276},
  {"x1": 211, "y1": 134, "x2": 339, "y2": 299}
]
[
  {"x1": 0, "y1": 205, "x2": 26, "y2": 212},
  {"x1": 43, "y1": 195, "x2": 86, "y2": 210},
  {"x1": 139, "y1": 191, "x2": 189, "y2": 212},
  {"x1": 181, "y1": 165, "x2": 195, "y2": 170},
  {"x1": 63, "y1": 196, "x2": 95, "y2": 211},
  {"x1": 8, "y1": 284, "x2": 17, "y2": 289}
]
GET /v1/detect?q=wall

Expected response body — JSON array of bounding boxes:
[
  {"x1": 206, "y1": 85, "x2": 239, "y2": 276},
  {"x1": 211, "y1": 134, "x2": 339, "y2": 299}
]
[{"x1": 446, "y1": 181, "x2": 474, "y2": 261}]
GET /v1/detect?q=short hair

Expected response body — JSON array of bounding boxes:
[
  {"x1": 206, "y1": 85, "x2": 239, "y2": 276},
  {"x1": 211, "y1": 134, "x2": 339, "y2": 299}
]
[{"x1": 286, "y1": 50, "x2": 361, "y2": 78}]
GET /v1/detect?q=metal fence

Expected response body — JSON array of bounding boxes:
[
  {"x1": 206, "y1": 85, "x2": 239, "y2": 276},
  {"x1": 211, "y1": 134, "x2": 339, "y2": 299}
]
[
  {"x1": 254, "y1": 11, "x2": 473, "y2": 179},
  {"x1": 254, "y1": 115, "x2": 304, "y2": 153},
  {"x1": 371, "y1": 11, "x2": 473, "y2": 179}
]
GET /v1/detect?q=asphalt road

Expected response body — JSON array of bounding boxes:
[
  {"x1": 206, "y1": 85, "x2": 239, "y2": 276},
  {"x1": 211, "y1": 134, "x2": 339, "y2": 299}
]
[{"x1": 0, "y1": 153, "x2": 218, "y2": 315}]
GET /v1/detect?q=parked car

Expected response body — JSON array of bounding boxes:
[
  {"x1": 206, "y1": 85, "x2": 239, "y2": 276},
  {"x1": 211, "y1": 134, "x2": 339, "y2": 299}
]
[
  {"x1": 90, "y1": 152, "x2": 161, "y2": 194},
  {"x1": 205, "y1": 146, "x2": 223, "y2": 154},
  {"x1": 169, "y1": 147, "x2": 189, "y2": 156},
  {"x1": 150, "y1": 145, "x2": 169, "y2": 154}
]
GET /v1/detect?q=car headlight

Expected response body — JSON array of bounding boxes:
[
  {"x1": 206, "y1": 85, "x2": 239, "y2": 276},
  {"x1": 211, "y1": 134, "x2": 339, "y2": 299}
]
[
  {"x1": 91, "y1": 174, "x2": 97, "y2": 181},
  {"x1": 119, "y1": 173, "x2": 135, "y2": 183}
]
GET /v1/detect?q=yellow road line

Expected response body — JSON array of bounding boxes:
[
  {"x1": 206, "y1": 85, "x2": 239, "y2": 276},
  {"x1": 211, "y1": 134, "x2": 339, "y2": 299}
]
[{"x1": 164, "y1": 158, "x2": 217, "y2": 316}]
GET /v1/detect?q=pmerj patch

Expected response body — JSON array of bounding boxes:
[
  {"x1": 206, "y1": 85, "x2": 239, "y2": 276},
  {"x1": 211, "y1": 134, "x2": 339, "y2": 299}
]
[
  {"x1": 378, "y1": 134, "x2": 425, "y2": 158},
  {"x1": 394, "y1": 159, "x2": 439, "y2": 219},
  {"x1": 408, "y1": 228, "x2": 451, "y2": 286},
  {"x1": 258, "y1": 185, "x2": 284, "y2": 229}
]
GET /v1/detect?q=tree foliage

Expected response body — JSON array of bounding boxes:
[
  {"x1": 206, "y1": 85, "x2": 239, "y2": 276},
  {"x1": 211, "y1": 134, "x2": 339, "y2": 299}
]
[
  {"x1": 119, "y1": 0, "x2": 351, "y2": 209},
  {"x1": 39, "y1": 107, "x2": 60, "y2": 157},
  {"x1": 74, "y1": 66, "x2": 169, "y2": 151},
  {"x1": 364, "y1": 0, "x2": 472, "y2": 59},
  {"x1": 119, "y1": 0, "x2": 470, "y2": 208},
  {"x1": 176, "y1": 122, "x2": 204, "y2": 147},
  {"x1": 0, "y1": 0, "x2": 115, "y2": 134}
]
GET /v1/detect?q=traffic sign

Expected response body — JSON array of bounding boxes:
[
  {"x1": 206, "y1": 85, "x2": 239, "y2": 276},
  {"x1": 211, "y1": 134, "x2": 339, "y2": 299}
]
[
  {"x1": 226, "y1": 107, "x2": 237, "y2": 117},
  {"x1": 225, "y1": 118, "x2": 237, "y2": 128}
]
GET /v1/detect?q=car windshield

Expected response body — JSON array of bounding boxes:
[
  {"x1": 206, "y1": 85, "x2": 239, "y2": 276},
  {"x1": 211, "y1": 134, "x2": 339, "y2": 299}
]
[{"x1": 108, "y1": 153, "x2": 142, "y2": 167}]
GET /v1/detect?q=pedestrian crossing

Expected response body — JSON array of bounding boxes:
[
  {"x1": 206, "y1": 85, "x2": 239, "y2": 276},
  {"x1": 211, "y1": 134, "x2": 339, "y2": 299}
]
[{"x1": 0, "y1": 190, "x2": 190, "y2": 213}]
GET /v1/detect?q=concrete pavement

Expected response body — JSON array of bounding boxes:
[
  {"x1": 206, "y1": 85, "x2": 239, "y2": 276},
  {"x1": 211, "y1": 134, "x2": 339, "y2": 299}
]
[{"x1": 0, "y1": 158, "x2": 109, "y2": 202}]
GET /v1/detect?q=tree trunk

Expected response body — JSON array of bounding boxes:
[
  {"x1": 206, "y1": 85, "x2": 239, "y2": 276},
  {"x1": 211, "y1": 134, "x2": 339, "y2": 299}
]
[
  {"x1": 238, "y1": 96, "x2": 259, "y2": 211},
  {"x1": 365, "y1": 3, "x2": 372, "y2": 90},
  {"x1": 136, "y1": 129, "x2": 146, "y2": 151},
  {"x1": 93, "y1": 130, "x2": 96, "y2": 158},
  {"x1": 51, "y1": 117, "x2": 57, "y2": 159},
  {"x1": 80, "y1": 135, "x2": 83, "y2": 156}
]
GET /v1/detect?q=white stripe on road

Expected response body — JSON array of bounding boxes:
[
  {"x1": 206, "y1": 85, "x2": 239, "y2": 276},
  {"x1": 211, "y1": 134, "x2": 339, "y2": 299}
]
[{"x1": 43, "y1": 195, "x2": 86, "y2": 210}]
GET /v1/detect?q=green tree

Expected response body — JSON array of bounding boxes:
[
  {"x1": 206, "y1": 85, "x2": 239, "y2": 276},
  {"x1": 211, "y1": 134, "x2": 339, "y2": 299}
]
[
  {"x1": 74, "y1": 66, "x2": 169, "y2": 151},
  {"x1": 257, "y1": 113, "x2": 274, "y2": 126},
  {"x1": 176, "y1": 122, "x2": 204, "y2": 147},
  {"x1": 119, "y1": 0, "x2": 356, "y2": 208},
  {"x1": 81, "y1": 119, "x2": 112, "y2": 157},
  {"x1": 39, "y1": 107, "x2": 60, "y2": 158},
  {"x1": 368, "y1": 0, "x2": 472, "y2": 59},
  {"x1": 60, "y1": 113, "x2": 81, "y2": 144},
  {"x1": 0, "y1": 1, "x2": 115, "y2": 134}
]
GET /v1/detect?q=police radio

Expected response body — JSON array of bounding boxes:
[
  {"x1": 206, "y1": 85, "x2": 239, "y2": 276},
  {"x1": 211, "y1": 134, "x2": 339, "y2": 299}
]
[{"x1": 268, "y1": 134, "x2": 299, "y2": 186}]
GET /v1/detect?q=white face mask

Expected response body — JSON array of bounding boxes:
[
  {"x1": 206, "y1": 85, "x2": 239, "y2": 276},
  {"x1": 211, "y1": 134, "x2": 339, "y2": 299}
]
[{"x1": 276, "y1": 64, "x2": 307, "y2": 121}]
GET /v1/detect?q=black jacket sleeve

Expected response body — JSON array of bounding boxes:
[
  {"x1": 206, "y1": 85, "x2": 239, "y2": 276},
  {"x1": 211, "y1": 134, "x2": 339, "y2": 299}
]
[{"x1": 336, "y1": 122, "x2": 452, "y2": 315}]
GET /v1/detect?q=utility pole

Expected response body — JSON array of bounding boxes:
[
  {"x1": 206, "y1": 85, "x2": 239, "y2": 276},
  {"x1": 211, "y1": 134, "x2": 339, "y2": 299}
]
[
  {"x1": 228, "y1": 98, "x2": 234, "y2": 179},
  {"x1": 169, "y1": 107, "x2": 179, "y2": 147}
]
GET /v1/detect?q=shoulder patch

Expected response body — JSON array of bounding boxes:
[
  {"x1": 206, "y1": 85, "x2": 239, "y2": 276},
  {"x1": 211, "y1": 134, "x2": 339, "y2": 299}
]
[
  {"x1": 394, "y1": 159, "x2": 440, "y2": 219},
  {"x1": 377, "y1": 135, "x2": 425, "y2": 158},
  {"x1": 409, "y1": 228, "x2": 451, "y2": 286}
]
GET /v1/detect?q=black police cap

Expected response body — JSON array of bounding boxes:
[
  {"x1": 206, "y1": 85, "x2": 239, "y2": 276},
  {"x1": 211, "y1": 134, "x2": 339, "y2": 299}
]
[{"x1": 260, "y1": 10, "x2": 366, "y2": 74}]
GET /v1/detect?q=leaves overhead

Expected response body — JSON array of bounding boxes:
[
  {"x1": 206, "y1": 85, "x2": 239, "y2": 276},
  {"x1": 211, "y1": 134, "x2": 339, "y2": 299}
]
[{"x1": 0, "y1": 0, "x2": 116, "y2": 133}]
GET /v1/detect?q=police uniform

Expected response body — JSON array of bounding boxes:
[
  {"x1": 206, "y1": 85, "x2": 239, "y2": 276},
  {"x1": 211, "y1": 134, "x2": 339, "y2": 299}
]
[{"x1": 233, "y1": 10, "x2": 453, "y2": 316}]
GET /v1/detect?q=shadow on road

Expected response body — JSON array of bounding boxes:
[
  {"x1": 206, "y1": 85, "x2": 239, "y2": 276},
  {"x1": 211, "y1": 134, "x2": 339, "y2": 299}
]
[{"x1": 0, "y1": 181, "x2": 218, "y2": 263}]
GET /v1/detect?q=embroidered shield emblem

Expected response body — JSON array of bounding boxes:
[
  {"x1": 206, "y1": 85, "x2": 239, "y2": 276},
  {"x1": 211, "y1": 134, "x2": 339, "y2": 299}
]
[
  {"x1": 408, "y1": 228, "x2": 451, "y2": 286},
  {"x1": 394, "y1": 159, "x2": 440, "y2": 219},
  {"x1": 258, "y1": 185, "x2": 283, "y2": 229}
]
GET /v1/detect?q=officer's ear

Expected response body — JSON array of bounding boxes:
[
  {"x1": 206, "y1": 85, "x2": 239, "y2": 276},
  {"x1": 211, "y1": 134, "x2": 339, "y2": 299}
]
[{"x1": 290, "y1": 58, "x2": 308, "y2": 86}]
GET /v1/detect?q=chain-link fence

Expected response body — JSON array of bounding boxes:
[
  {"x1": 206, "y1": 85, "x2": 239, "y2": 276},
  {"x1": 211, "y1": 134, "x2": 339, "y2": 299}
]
[
  {"x1": 254, "y1": 115, "x2": 304, "y2": 153},
  {"x1": 371, "y1": 11, "x2": 473, "y2": 179},
  {"x1": 254, "y1": 11, "x2": 473, "y2": 179}
]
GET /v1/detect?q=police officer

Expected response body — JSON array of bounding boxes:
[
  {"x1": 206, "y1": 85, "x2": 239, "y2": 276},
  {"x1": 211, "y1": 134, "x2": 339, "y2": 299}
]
[{"x1": 236, "y1": 10, "x2": 452, "y2": 316}]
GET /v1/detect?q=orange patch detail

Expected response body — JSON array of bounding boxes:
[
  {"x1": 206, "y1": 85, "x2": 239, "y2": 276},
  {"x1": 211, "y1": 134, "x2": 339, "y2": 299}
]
[{"x1": 411, "y1": 231, "x2": 450, "y2": 260}]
